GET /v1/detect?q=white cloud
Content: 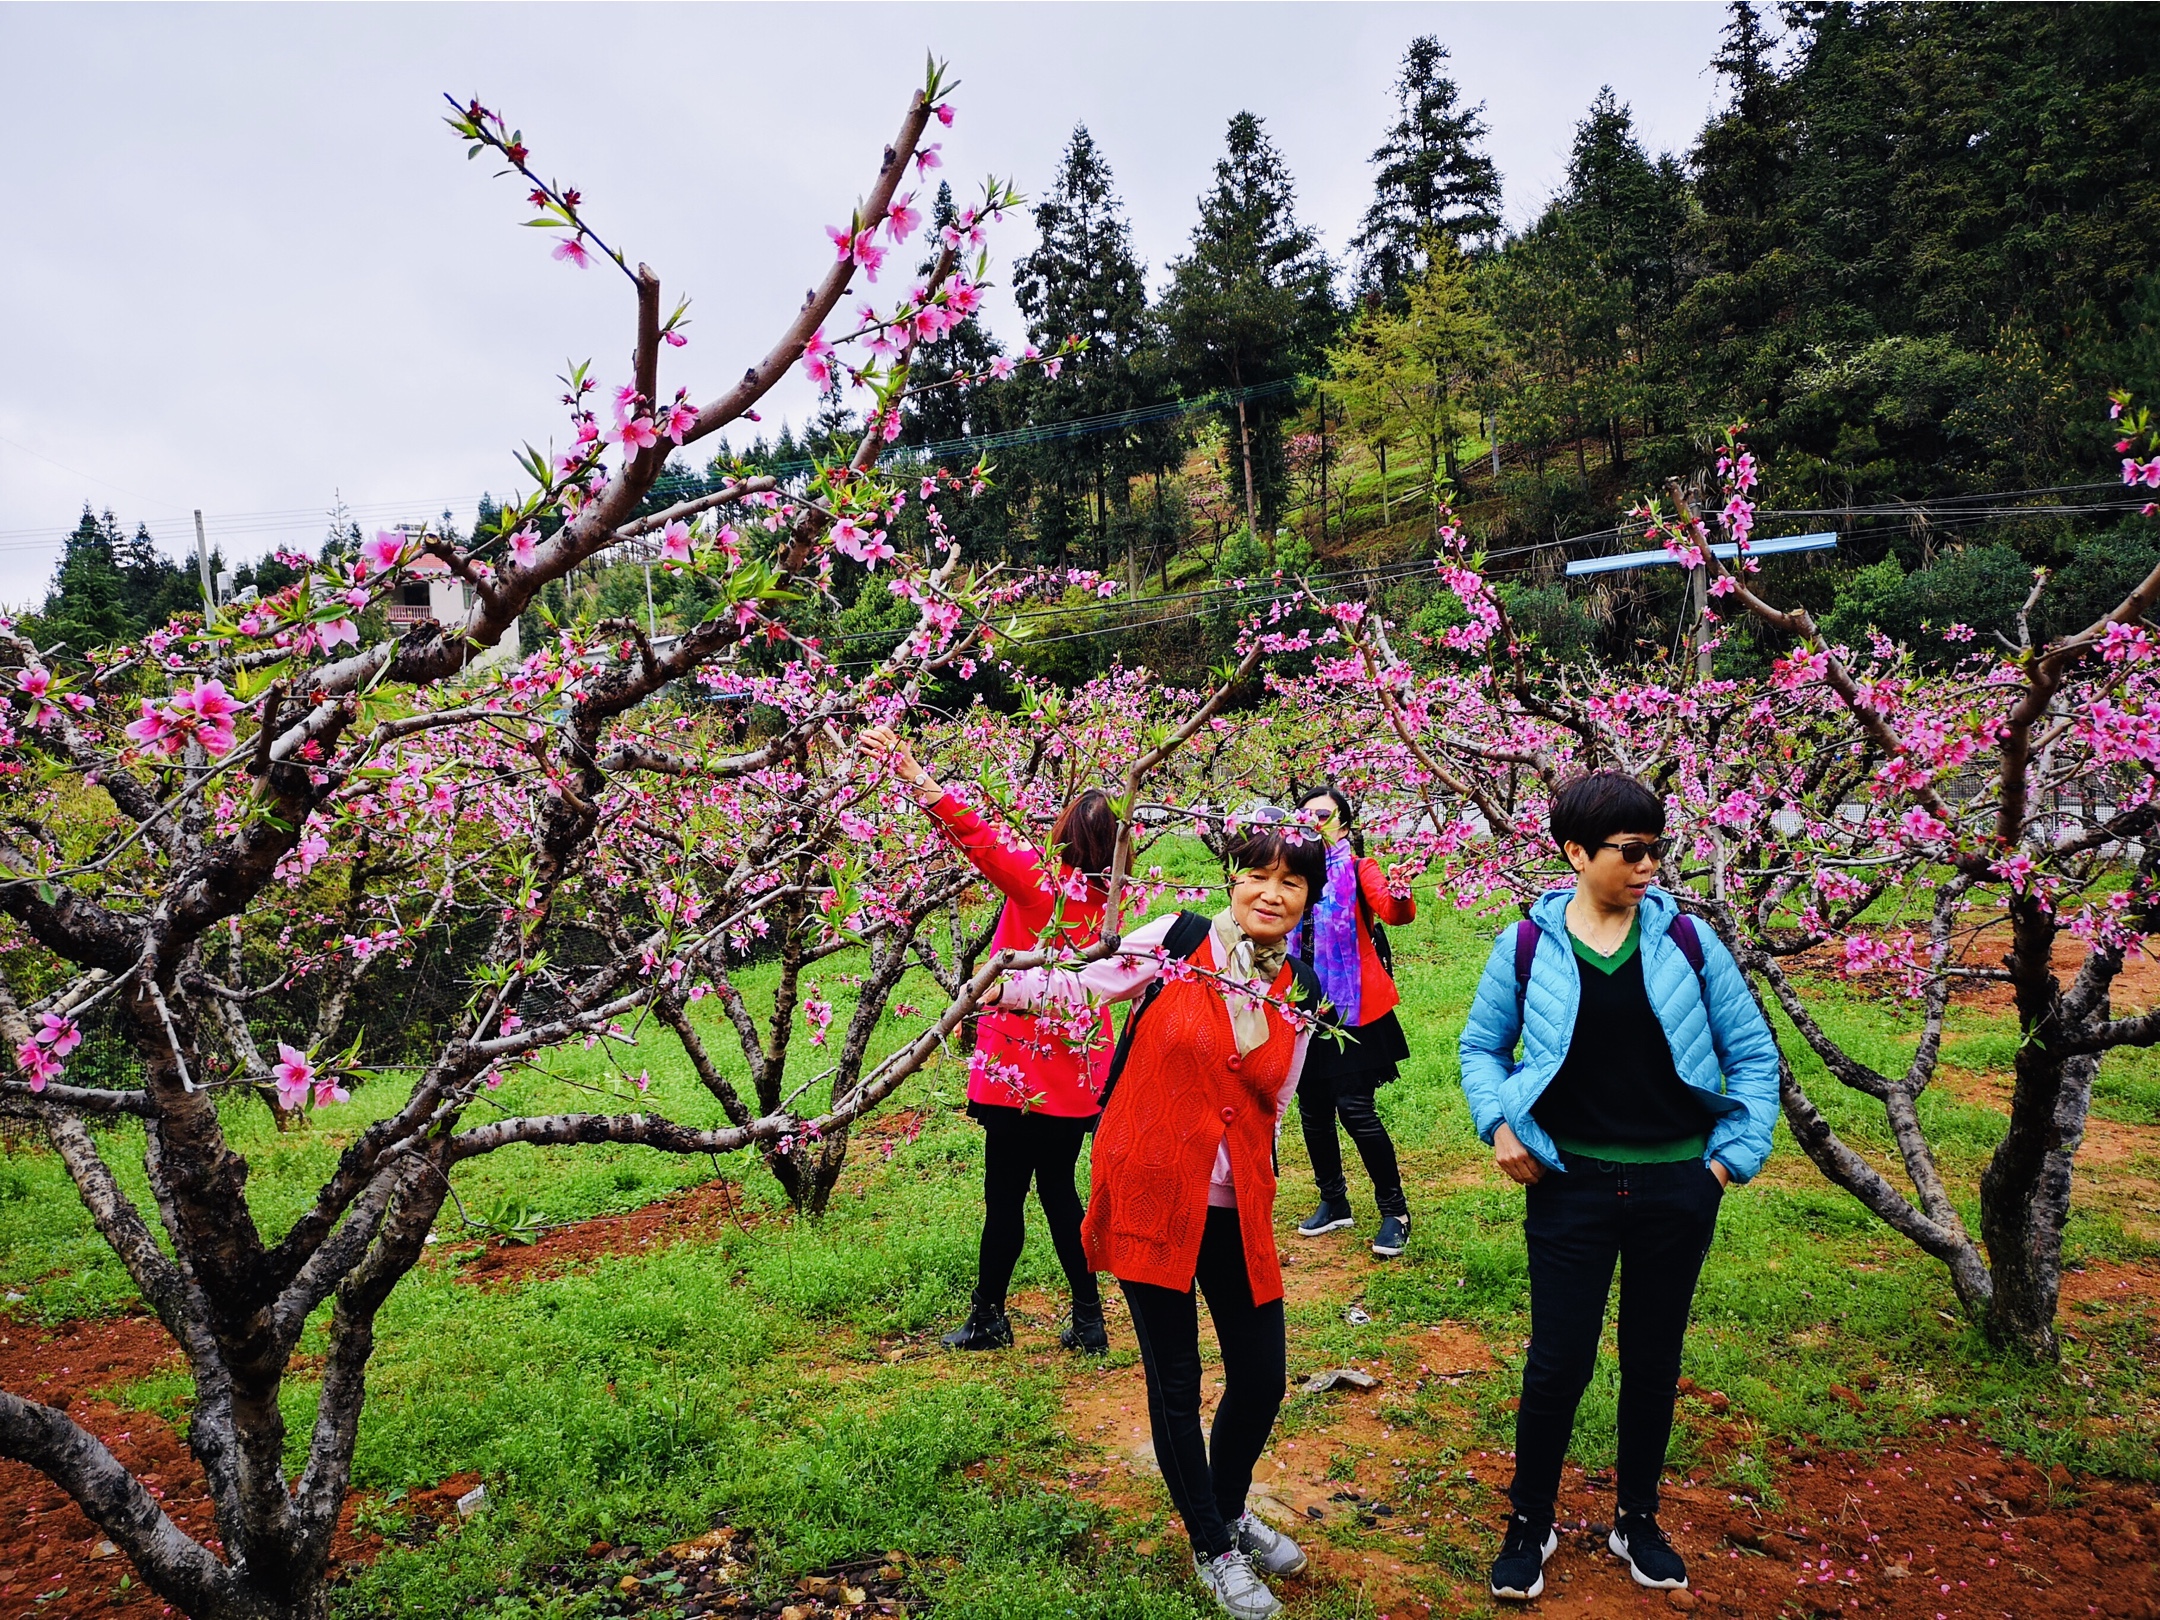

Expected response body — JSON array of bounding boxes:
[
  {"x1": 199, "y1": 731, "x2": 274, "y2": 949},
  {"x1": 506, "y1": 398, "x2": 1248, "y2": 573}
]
[{"x1": 0, "y1": 0, "x2": 1727, "y2": 604}]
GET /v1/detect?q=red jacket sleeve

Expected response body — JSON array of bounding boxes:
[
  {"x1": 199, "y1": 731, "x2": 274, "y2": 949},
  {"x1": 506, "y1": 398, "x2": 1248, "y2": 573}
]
[
  {"x1": 927, "y1": 792, "x2": 1052, "y2": 908},
  {"x1": 1357, "y1": 856, "x2": 1417, "y2": 926}
]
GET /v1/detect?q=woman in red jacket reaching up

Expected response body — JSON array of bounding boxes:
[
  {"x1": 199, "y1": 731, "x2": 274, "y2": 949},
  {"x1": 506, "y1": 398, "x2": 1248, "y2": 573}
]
[
  {"x1": 859, "y1": 725, "x2": 1114, "y2": 1355},
  {"x1": 1290, "y1": 786, "x2": 1419, "y2": 1258}
]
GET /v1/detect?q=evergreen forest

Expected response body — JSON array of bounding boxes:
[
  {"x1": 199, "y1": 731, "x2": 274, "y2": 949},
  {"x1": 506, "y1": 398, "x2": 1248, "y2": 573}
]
[{"x1": 26, "y1": 2, "x2": 2160, "y2": 686}]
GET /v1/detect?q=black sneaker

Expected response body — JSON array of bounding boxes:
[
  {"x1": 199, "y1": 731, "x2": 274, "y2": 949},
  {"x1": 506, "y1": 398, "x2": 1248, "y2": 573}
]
[
  {"x1": 1609, "y1": 1510, "x2": 1687, "y2": 1589},
  {"x1": 1489, "y1": 1512, "x2": 1557, "y2": 1600},
  {"x1": 1059, "y1": 1296, "x2": 1108, "y2": 1354},
  {"x1": 1371, "y1": 1213, "x2": 1410, "y2": 1258},
  {"x1": 940, "y1": 1290, "x2": 1013, "y2": 1351},
  {"x1": 1297, "y1": 1198, "x2": 1354, "y2": 1237}
]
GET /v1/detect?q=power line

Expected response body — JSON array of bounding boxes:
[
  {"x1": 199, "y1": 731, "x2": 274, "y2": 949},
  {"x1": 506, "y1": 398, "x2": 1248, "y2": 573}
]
[{"x1": 0, "y1": 380, "x2": 1300, "y2": 552}]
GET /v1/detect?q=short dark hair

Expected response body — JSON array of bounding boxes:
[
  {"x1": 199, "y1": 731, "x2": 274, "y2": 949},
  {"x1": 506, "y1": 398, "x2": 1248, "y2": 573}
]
[
  {"x1": 1294, "y1": 782, "x2": 1363, "y2": 854},
  {"x1": 1549, "y1": 769, "x2": 1666, "y2": 853},
  {"x1": 1224, "y1": 816, "x2": 1329, "y2": 894},
  {"x1": 1050, "y1": 788, "x2": 1118, "y2": 880}
]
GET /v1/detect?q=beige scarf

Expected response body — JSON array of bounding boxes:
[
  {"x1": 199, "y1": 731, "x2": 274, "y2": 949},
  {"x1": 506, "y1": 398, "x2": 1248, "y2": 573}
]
[{"x1": 1209, "y1": 907, "x2": 1288, "y2": 1058}]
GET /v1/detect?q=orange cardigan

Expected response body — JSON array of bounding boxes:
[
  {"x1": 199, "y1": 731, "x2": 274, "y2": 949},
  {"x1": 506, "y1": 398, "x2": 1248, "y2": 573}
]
[{"x1": 1080, "y1": 935, "x2": 1302, "y2": 1303}]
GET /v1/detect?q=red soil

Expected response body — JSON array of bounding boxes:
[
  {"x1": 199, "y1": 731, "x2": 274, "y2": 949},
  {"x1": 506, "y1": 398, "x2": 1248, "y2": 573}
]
[
  {"x1": 1, "y1": 1313, "x2": 483, "y2": 1617},
  {"x1": 1052, "y1": 1339, "x2": 2160, "y2": 1620},
  {"x1": 445, "y1": 1174, "x2": 760, "y2": 1291}
]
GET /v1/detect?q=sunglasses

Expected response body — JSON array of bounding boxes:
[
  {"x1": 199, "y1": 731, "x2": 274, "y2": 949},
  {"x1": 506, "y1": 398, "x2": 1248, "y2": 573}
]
[{"x1": 1595, "y1": 838, "x2": 1671, "y2": 865}]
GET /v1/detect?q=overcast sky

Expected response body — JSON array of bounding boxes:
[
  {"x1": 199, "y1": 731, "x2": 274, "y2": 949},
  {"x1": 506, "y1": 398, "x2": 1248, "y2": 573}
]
[{"x1": 0, "y1": 1, "x2": 1738, "y2": 605}]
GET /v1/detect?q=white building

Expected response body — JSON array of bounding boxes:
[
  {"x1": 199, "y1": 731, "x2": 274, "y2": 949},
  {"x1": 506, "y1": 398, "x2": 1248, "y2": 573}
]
[{"x1": 385, "y1": 542, "x2": 520, "y2": 673}]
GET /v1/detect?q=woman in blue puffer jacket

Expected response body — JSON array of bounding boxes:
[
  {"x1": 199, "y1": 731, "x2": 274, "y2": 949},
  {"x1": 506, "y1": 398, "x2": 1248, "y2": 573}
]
[{"x1": 1458, "y1": 770, "x2": 1779, "y2": 1605}]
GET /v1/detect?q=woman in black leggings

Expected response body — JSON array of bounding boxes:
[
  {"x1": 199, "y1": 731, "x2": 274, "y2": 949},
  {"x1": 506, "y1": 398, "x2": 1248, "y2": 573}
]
[{"x1": 861, "y1": 725, "x2": 1113, "y2": 1352}]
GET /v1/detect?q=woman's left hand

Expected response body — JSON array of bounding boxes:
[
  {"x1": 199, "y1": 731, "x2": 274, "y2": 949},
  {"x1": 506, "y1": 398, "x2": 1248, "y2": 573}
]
[
  {"x1": 859, "y1": 725, "x2": 936, "y2": 794},
  {"x1": 1709, "y1": 1160, "x2": 1732, "y2": 1190}
]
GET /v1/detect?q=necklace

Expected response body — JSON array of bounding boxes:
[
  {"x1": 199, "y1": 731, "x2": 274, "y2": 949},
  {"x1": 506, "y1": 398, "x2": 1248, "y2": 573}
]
[{"x1": 1564, "y1": 896, "x2": 1633, "y2": 955}]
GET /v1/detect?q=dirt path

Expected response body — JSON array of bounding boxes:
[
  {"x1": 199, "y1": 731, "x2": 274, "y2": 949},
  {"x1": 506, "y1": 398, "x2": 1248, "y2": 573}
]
[
  {"x1": 1015, "y1": 1231, "x2": 2160, "y2": 1620},
  {"x1": 442, "y1": 1175, "x2": 765, "y2": 1291}
]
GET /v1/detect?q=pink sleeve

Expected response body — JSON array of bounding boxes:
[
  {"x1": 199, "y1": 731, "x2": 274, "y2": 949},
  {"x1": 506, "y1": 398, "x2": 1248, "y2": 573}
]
[
  {"x1": 1278, "y1": 1030, "x2": 1310, "y2": 1110},
  {"x1": 997, "y1": 913, "x2": 1180, "y2": 1013},
  {"x1": 1358, "y1": 856, "x2": 1417, "y2": 925},
  {"x1": 928, "y1": 792, "x2": 1053, "y2": 908}
]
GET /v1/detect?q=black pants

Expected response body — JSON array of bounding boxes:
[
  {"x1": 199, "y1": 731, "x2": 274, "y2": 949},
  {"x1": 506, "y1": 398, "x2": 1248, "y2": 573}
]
[
  {"x1": 975, "y1": 1105, "x2": 1099, "y2": 1308},
  {"x1": 1120, "y1": 1206, "x2": 1287, "y2": 1559},
  {"x1": 1297, "y1": 1067, "x2": 1408, "y2": 1218},
  {"x1": 1509, "y1": 1155, "x2": 1721, "y2": 1522}
]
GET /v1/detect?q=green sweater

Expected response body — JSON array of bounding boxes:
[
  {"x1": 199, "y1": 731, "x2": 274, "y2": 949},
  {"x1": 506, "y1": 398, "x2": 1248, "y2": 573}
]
[{"x1": 1546, "y1": 917, "x2": 1709, "y2": 1165}]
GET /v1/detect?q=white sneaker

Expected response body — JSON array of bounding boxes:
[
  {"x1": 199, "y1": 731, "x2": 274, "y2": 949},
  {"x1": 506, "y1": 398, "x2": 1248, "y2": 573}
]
[
  {"x1": 1235, "y1": 1510, "x2": 1308, "y2": 1576},
  {"x1": 1195, "y1": 1547, "x2": 1284, "y2": 1619}
]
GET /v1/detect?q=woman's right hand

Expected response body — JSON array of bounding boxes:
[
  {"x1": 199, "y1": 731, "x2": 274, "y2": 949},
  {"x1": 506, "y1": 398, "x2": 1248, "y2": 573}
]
[
  {"x1": 859, "y1": 725, "x2": 932, "y2": 791},
  {"x1": 1493, "y1": 1122, "x2": 1545, "y2": 1185}
]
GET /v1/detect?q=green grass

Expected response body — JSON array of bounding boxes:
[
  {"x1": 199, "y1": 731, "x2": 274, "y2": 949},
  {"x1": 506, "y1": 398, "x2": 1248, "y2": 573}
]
[{"x1": 5, "y1": 854, "x2": 2157, "y2": 1617}]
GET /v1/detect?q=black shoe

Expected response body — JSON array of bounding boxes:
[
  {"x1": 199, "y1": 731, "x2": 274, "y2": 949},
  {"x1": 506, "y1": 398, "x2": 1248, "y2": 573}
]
[
  {"x1": 1489, "y1": 1512, "x2": 1557, "y2": 1601},
  {"x1": 1609, "y1": 1510, "x2": 1687, "y2": 1589},
  {"x1": 1297, "y1": 1197, "x2": 1354, "y2": 1237},
  {"x1": 1060, "y1": 1296, "x2": 1109, "y2": 1353},
  {"x1": 940, "y1": 1290, "x2": 1013, "y2": 1351},
  {"x1": 1371, "y1": 1213, "x2": 1410, "y2": 1258}
]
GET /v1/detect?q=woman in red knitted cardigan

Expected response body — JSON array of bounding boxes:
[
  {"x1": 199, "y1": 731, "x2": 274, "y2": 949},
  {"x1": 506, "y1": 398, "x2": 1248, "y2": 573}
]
[
  {"x1": 991, "y1": 821, "x2": 1328, "y2": 1620},
  {"x1": 860, "y1": 725, "x2": 1116, "y2": 1355}
]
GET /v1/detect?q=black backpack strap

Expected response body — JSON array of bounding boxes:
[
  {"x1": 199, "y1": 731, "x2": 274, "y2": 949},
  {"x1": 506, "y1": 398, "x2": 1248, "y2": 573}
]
[
  {"x1": 1091, "y1": 911, "x2": 1212, "y2": 1131},
  {"x1": 1287, "y1": 956, "x2": 1327, "y2": 1017}
]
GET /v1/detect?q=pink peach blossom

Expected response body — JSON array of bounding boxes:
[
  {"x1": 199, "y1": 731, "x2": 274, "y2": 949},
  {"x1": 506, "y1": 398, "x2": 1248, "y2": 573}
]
[
  {"x1": 365, "y1": 530, "x2": 407, "y2": 572},
  {"x1": 886, "y1": 192, "x2": 921, "y2": 243},
  {"x1": 36, "y1": 1013, "x2": 82, "y2": 1057},
  {"x1": 273, "y1": 1043, "x2": 315, "y2": 1111}
]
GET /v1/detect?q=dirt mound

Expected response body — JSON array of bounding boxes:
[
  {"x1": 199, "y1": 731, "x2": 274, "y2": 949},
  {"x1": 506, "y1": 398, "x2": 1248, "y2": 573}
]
[{"x1": 446, "y1": 1175, "x2": 758, "y2": 1290}]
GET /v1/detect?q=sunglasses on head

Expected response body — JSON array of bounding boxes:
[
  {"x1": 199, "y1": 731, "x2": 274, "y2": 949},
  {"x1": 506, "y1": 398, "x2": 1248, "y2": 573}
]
[{"x1": 1595, "y1": 837, "x2": 1671, "y2": 865}]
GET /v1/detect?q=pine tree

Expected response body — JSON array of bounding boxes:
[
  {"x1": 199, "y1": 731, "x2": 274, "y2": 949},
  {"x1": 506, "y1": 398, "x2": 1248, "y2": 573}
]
[
  {"x1": 1351, "y1": 37, "x2": 1503, "y2": 304},
  {"x1": 1691, "y1": 1, "x2": 1792, "y2": 273},
  {"x1": 1012, "y1": 127, "x2": 1174, "y2": 572},
  {"x1": 1327, "y1": 241, "x2": 1497, "y2": 515},
  {"x1": 1162, "y1": 112, "x2": 1338, "y2": 537},
  {"x1": 1548, "y1": 88, "x2": 1692, "y2": 465}
]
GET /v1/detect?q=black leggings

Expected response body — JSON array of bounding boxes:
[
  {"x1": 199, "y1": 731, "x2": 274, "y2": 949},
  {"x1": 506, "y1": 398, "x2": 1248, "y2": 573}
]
[
  {"x1": 1120, "y1": 1206, "x2": 1288, "y2": 1559},
  {"x1": 1297, "y1": 1065, "x2": 1408, "y2": 1218},
  {"x1": 975, "y1": 1105, "x2": 1099, "y2": 1307}
]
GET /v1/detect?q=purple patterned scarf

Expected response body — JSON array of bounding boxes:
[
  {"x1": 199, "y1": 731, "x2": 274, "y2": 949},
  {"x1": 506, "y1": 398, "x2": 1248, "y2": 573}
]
[{"x1": 1312, "y1": 838, "x2": 1363, "y2": 1027}]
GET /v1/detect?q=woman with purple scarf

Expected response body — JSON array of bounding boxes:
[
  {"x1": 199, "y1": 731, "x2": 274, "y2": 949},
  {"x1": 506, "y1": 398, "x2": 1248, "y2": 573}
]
[{"x1": 1290, "y1": 787, "x2": 1419, "y2": 1258}]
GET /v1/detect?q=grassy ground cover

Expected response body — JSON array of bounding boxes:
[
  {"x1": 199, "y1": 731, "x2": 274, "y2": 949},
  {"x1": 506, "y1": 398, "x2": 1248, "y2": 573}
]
[{"x1": 3, "y1": 843, "x2": 2156, "y2": 1617}]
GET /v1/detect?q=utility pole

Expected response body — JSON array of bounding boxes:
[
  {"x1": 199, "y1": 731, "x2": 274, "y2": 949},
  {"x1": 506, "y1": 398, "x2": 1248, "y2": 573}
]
[
  {"x1": 1690, "y1": 561, "x2": 1712, "y2": 684},
  {"x1": 1317, "y1": 388, "x2": 1328, "y2": 547},
  {"x1": 193, "y1": 510, "x2": 215, "y2": 614},
  {"x1": 643, "y1": 561, "x2": 657, "y2": 641},
  {"x1": 1235, "y1": 392, "x2": 1259, "y2": 543}
]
